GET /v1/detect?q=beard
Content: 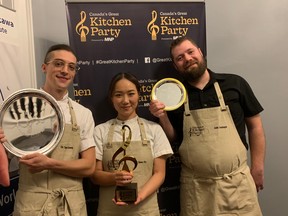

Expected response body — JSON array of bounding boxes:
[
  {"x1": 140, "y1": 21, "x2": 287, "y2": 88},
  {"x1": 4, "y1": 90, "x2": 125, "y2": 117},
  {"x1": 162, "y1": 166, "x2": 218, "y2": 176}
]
[{"x1": 180, "y1": 58, "x2": 207, "y2": 82}]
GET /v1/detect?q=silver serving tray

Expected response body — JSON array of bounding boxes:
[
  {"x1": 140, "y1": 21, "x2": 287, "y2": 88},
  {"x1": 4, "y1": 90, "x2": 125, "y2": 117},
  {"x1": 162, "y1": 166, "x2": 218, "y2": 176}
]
[{"x1": 0, "y1": 89, "x2": 64, "y2": 157}]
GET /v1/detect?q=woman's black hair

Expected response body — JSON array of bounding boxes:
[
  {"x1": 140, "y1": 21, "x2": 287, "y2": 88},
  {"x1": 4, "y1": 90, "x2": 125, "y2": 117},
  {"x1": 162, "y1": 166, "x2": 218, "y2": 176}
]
[{"x1": 108, "y1": 72, "x2": 140, "y2": 99}]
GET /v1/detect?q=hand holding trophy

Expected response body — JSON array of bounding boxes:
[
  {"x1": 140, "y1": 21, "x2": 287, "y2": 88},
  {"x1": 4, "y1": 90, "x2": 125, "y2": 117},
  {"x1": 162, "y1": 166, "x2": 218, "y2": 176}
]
[{"x1": 112, "y1": 125, "x2": 138, "y2": 203}]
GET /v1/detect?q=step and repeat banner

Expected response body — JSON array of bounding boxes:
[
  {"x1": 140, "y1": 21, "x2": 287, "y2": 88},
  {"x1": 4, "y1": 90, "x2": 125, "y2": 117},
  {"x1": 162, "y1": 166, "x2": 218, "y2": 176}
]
[{"x1": 66, "y1": 1, "x2": 206, "y2": 215}]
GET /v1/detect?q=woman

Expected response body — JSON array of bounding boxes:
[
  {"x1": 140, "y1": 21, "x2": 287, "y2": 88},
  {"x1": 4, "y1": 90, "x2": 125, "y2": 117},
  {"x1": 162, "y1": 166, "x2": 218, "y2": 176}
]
[{"x1": 91, "y1": 72, "x2": 173, "y2": 216}]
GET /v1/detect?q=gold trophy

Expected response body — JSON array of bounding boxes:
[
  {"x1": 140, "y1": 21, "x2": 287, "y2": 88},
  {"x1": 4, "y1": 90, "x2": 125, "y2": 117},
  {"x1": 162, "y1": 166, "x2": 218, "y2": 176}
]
[{"x1": 112, "y1": 125, "x2": 138, "y2": 203}]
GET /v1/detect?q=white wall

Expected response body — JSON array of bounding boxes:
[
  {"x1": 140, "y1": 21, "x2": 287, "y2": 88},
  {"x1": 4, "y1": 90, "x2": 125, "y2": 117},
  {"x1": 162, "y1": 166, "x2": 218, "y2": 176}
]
[
  {"x1": 31, "y1": 0, "x2": 288, "y2": 215},
  {"x1": 206, "y1": 1, "x2": 288, "y2": 215},
  {"x1": 15, "y1": 0, "x2": 36, "y2": 88},
  {"x1": 0, "y1": 0, "x2": 36, "y2": 99},
  {"x1": 31, "y1": 0, "x2": 69, "y2": 87}
]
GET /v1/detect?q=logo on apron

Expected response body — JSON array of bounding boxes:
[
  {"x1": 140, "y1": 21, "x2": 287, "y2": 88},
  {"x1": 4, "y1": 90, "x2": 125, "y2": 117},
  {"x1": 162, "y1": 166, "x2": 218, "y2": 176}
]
[{"x1": 189, "y1": 126, "x2": 205, "y2": 136}]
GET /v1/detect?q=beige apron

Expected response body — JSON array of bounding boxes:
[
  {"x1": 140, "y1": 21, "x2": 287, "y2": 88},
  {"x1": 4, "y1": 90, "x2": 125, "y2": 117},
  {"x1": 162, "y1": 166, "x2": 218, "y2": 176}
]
[
  {"x1": 13, "y1": 99, "x2": 87, "y2": 216},
  {"x1": 178, "y1": 82, "x2": 262, "y2": 216},
  {"x1": 97, "y1": 118, "x2": 160, "y2": 216}
]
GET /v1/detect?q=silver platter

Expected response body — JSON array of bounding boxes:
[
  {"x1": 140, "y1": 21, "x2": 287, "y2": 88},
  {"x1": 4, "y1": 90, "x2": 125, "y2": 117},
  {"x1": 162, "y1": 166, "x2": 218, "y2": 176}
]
[{"x1": 0, "y1": 88, "x2": 64, "y2": 157}]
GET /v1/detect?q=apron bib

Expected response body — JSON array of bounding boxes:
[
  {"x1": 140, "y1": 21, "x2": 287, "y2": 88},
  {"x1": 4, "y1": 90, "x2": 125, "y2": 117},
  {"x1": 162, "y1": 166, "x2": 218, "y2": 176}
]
[
  {"x1": 97, "y1": 118, "x2": 160, "y2": 216},
  {"x1": 14, "y1": 99, "x2": 87, "y2": 216},
  {"x1": 179, "y1": 82, "x2": 262, "y2": 216}
]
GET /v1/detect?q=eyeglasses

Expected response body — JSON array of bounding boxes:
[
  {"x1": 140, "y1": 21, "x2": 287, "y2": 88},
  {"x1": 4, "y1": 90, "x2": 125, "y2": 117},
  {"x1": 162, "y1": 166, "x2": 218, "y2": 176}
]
[{"x1": 46, "y1": 59, "x2": 80, "y2": 73}]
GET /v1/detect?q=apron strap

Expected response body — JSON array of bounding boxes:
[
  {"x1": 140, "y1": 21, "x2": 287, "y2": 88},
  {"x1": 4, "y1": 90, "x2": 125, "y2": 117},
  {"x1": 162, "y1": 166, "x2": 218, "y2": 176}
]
[
  {"x1": 213, "y1": 82, "x2": 227, "y2": 111},
  {"x1": 68, "y1": 99, "x2": 78, "y2": 131},
  {"x1": 18, "y1": 184, "x2": 82, "y2": 216},
  {"x1": 184, "y1": 97, "x2": 191, "y2": 116},
  {"x1": 108, "y1": 118, "x2": 149, "y2": 144},
  {"x1": 207, "y1": 163, "x2": 248, "y2": 180},
  {"x1": 183, "y1": 82, "x2": 227, "y2": 115},
  {"x1": 137, "y1": 118, "x2": 149, "y2": 145},
  {"x1": 107, "y1": 122, "x2": 116, "y2": 145},
  {"x1": 40, "y1": 188, "x2": 71, "y2": 216}
]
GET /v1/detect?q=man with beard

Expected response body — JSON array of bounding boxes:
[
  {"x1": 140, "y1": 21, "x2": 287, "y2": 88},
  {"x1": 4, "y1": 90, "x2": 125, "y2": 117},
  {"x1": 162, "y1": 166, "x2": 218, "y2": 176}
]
[{"x1": 149, "y1": 36, "x2": 265, "y2": 216}]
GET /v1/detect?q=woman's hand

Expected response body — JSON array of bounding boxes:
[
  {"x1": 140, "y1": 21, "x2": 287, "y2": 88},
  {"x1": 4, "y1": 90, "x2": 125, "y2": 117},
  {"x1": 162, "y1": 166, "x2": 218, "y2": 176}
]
[
  {"x1": 112, "y1": 170, "x2": 135, "y2": 206},
  {"x1": 114, "y1": 170, "x2": 133, "y2": 186}
]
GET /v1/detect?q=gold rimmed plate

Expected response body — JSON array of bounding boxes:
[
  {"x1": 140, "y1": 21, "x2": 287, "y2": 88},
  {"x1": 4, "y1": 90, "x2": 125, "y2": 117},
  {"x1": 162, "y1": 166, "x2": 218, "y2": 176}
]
[
  {"x1": 151, "y1": 78, "x2": 186, "y2": 111},
  {"x1": 0, "y1": 88, "x2": 64, "y2": 157}
]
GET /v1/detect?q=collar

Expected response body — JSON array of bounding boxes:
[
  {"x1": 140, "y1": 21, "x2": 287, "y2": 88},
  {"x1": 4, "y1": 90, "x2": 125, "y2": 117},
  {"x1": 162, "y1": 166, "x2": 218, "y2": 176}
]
[
  {"x1": 40, "y1": 88, "x2": 69, "y2": 102},
  {"x1": 208, "y1": 69, "x2": 226, "y2": 82},
  {"x1": 183, "y1": 69, "x2": 226, "y2": 90},
  {"x1": 58, "y1": 92, "x2": 69, "y2": 103},
  {"x1": 115, "y1": 115, "x2": 138, "y2": 125}
]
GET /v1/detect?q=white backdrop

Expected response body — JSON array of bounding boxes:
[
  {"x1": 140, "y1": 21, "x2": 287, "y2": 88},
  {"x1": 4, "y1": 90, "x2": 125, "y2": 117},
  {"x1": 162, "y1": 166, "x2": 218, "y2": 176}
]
[
  {"x1": 30, "y1": 0, "x2": 288, "y2": 215},
  {"x1": 205, "y1": 1, "x2": 288, "y2": 215},
  {"x1": 0, "y1": 2, "x2": 36, "y2": 103}
]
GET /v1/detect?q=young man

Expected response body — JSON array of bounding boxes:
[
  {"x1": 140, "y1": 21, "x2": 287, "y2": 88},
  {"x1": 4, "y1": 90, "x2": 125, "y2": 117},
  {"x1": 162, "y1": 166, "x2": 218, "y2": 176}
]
[
  {"x1": 0, "y1": 44, "x2": 96, "y2": 215},
  {"x1": 149, "y1": 36, "x2": 266, "y2": 216}
]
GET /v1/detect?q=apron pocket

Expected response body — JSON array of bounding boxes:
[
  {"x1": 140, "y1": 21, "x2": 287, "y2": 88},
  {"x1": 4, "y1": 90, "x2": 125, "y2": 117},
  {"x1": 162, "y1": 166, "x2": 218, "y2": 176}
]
[
  {"x1": 180, "y1": 177, "x2": 216, "y2": 216},
  {"x1": 217, "y1": 171, "x2": 256, "y2": 214}
]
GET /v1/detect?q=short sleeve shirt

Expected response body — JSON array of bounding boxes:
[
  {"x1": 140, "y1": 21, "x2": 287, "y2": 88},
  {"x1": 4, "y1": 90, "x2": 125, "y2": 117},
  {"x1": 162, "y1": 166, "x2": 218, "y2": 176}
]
[
  {"x1": 169, "y1": 70, "x2": 264, "y2": 149},
  {"x1": 58, "y1": 93, "x2": 96, "y2": 152},
  {"x1": 94, "y1": 116, "x2": 173, "y2": 160}
]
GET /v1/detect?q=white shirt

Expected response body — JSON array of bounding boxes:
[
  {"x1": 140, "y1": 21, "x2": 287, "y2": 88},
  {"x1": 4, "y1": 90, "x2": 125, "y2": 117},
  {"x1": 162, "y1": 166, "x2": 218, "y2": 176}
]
[
  {"x1": 94, "y1": 116, "x2": 173, "y2": 160},
  {"x1": 58, "y1": 93, "x2": 95, "y2": 152}
]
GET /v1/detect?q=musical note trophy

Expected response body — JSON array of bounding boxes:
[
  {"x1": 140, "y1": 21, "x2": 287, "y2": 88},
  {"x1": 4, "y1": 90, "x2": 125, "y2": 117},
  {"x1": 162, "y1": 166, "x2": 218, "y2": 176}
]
[{"x1": 112, "y1": 125, "x2": 138, "y2": 203}]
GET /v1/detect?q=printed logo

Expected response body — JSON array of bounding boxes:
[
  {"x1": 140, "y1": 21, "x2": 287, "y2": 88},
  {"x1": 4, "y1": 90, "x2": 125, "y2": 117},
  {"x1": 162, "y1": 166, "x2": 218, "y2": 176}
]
[
  {"x1": 74, "y1": 11, "x2": 132, "y2": 42},
  {"x1": 144, "y1": 57, "x2": 151, "y2": 63},
  {"x1": 108, "y1": 160, "x2": 119, "y2": 171},
  {"x1": 75, "y1": 11, "x2": 89, "y2": 42},
  {"x1": 214, "y1": 125, "x2": 228, "y2": 129},
  {"x1": 189, "y1": 126, "x2": 205, "y2": 136},
  {"x1": 146, "y1": 10, "x2": 199, "y2": 41},
  {"x1": 147, "y1": 10, "x2": 160, "y2": 40}
]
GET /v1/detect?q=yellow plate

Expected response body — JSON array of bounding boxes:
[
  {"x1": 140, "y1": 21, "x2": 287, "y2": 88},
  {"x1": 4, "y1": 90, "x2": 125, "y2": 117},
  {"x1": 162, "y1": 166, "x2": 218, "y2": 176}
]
[{"x1": 151, "y1": 78, "x2": 186, "y2": 111}]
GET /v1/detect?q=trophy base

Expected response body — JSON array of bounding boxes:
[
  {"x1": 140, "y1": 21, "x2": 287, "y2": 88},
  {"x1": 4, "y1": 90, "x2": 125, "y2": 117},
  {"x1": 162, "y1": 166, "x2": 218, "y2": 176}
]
[{"x1": 115, "y1": 183, "x2": 138, "y2": 203}]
